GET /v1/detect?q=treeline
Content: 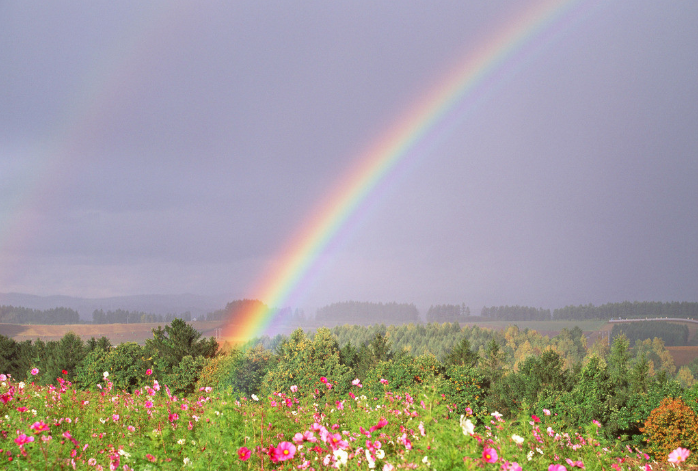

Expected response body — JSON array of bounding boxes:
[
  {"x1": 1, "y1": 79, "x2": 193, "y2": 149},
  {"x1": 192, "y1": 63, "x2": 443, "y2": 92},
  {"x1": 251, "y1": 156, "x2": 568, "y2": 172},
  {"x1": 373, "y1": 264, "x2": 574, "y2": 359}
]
[
  {"x1": 0, "y1": 305, "x2": 80, "y2": 324},
  {"x1": 426, "y1": 304, "x2": 470, "y2": 323},
  {"x1": 612, "y1": 321, "x2": 690, "y2": 346},
  {"x1": 554, "y1": 301, "x2": 698, "y2": 320},
  {"x1": 480, "y1": 305, "x2": 551, "y2": 320},
  {"x1": 91, "y1": 309, "x2": 193, "y2": 324},
  {"x1": 314, "y1": 301, "x2": 419, "y2": 326}
]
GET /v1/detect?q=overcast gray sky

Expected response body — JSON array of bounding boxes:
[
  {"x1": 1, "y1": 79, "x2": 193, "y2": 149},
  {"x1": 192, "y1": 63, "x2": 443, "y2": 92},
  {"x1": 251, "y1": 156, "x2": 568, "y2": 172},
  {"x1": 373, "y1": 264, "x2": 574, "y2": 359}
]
[{"x1": 1, "y1": 1, "x2": 697, "y2": 313}]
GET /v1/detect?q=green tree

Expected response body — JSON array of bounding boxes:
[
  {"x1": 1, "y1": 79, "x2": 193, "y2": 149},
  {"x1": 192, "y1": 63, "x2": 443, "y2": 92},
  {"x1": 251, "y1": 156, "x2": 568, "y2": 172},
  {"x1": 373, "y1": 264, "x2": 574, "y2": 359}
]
[{"x1": 145, "y1": 318, "x2": 218, "y2": 374}]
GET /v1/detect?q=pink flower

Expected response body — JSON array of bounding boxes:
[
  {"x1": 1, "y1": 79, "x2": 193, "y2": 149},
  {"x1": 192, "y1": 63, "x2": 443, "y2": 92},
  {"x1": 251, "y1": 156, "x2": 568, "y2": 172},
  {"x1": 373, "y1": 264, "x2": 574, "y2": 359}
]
[
  {"x1": 549, "y1": 465, "x2": 567, "y2": 471},
  {"x1": 144, "y1": 401, "x2": 154, "y2": 409},
  {"x1": 369, "y1": 417, "x2": 388, "y2": 433},
  {"x1": 238, "y1": 446, "x2": 251, "y2": 461},
  {"x1": 532, "y1": 415, "x2": 541, "y2": 423},
  {"x1": 290, "y1": 385, "x2": 298, "y2": 393},
  {"x1": 275, "y1": 441, "x2": 296, "y2": 461},
  {"x1": 30, "y1": 421, "x2": 50, "y2": 433},
  {"x1": 30, "y1": 368, "x2": 39, "y2": 376},
  {"x1": 15, "y1": 433, "x2": 35, "y2": 446},
  {"x1": 566, "y1": 458, "x2": 585, "y2": 468},
  {"x1": 543, "y1": 409, "x2": 551, "y2": 416},
  {"x1": 320, "y1": 377, "x2": 328, "y2": 384},
  {"x1": 379, "y1": 378, "x2": 388, "y2": 385},
  {"x1": 145, "y1": 369, "x2": 152, "y2": 376},
  {"x1": 668, "y1": 447, "x2": 690, "y2": 463},
  {"x1": 482, "y1": 447, "x2": 498, "y2": 463},
  {"x1": 507, "y1": 462, "x2": 522, "y2": 471},
  {"x1": 352, "y1": 378, "x2": 363, "y2": 388}
]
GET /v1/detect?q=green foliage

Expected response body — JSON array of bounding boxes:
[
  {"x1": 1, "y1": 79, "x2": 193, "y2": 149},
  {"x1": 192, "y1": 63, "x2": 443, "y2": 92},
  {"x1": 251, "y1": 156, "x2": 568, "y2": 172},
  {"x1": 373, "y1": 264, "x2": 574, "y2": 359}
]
[
  {"x1": 0, "y1": 335, "x2": 32, "y2": 380},
  {"x1": 75, "y1": 342, "x2": 148, "y2": 391},
  {"x1": 262, "y1": 328, "x2": 352, "y2": 397},
  {"x1": 438, "y1": 364, "x2": 486, "y2": 417},
  {"x1": 559, "y1": 355, "x2": 612, "y2": 427},
  {"x1": 612, "y1": 321, "x2": 689, "y2": 346},
  {"x1": 162, "y1": 355, "x2": 206, "y2": 395}
]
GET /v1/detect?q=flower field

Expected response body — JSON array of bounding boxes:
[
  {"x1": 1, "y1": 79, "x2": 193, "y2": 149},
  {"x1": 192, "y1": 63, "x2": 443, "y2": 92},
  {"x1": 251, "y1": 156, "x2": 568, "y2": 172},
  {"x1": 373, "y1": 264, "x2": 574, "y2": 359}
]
[{"x1": 0, "y1": 371, "x2": 692, "y2": 470}]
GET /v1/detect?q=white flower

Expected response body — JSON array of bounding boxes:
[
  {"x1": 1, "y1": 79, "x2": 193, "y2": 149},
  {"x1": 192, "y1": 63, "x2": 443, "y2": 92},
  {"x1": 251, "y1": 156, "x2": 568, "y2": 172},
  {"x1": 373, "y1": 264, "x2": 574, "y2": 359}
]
[
  {"x1": 118, "y1": 449, "x2": 130, "y2": 458},
  {"x1": 376, "y1": 449, "x2": 385, "y2": 459},
  {"x1": 103, "y1": 371, "x2": 109, "y2": 378},
  {"x1": 251, "y1": 394, "x2": 259, "y2": 401},
  {"x1": 491, "y1": 411, "x2": 503, "y2": 419},
  {"x1": 422, "y1": 456, "x2": 430, "y2": 465},
  {"x1": 460, "y1": 416, "x2": 475, "y2": 436},
  {"x1": 512, "y1": 434, "x2": 524, "y2": 445},
  {"x1": 365, "y1": 450, "x2": 376, "y2": 469},
  {"x1": 333, "y1": 449, "x2": 348, "y2": 466},
  {"x1": 18, "y1": 382, "x2": 25, "y2": 389},
  {"x1": 177, "y1": 439, "x2": 186, "y2": 445},
  {"x1": 183, "y1": 457, "x2": 191, "y2": 466},
  {"x1": 527, "y1": 450, "x2": 534, "y2": 461}
]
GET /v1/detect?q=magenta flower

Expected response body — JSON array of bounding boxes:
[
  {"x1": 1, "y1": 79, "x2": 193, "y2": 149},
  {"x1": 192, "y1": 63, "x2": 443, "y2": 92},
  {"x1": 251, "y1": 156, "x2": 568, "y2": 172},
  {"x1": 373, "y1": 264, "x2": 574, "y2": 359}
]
[
  {"x1": 29, "y1": 421, "x2": 50, "y2": 433},
  {"x1": 482, "y1": 447, "x2": 498, "y2": 463},
  {"x1": 30, "y1": 368, "x2": 39, "y2": 376},
  {"x1": 379, "y1": 378, "x2": 388, "y2": 385},
  {"x1": 668, "y1": 447, "x2": 690, "y2": 463},
  {"x1": 238, "y1": 446, "x2": 251, "y2": 461},
  {"x1": 15, "y1": 433, "x2": 34, "y2": 446},
  {"x1": 144, "y1": 400, "x2": 154, "y2": 409},
  {"x1": 549, "y1": 465, "x2": 567, "y2": 471},
  {"x1": 275, "y1": 441, "x2": 296, "y2": 461},
  {"x1": 145, "y1": 369, "x2": 152, "y2": 376},
  {"x1": 320, "y1": 377, "x2": 328, "y2": 384}
]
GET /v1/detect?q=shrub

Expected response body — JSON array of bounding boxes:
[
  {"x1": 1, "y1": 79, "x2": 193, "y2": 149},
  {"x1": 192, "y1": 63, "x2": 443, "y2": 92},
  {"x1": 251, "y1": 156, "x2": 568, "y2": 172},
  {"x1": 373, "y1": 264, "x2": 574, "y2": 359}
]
[{"x1": 641, "y1": 397, "x2": 698, "y2": 463}]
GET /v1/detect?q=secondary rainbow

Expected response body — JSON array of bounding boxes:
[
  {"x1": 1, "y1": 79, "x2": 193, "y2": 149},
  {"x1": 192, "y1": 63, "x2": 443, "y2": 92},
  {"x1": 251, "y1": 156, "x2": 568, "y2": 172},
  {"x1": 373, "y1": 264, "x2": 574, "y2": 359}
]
[{"x1": 224, "y1": 0, "x2": 585, "y2": 341}]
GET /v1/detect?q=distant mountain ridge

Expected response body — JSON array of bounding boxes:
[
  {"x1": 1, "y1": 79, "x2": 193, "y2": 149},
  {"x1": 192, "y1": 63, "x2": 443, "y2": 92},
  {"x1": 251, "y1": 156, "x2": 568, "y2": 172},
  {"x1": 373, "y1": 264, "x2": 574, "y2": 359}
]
[{"x1": 0, "y1": 292, "x2": 229, "y2": 321}]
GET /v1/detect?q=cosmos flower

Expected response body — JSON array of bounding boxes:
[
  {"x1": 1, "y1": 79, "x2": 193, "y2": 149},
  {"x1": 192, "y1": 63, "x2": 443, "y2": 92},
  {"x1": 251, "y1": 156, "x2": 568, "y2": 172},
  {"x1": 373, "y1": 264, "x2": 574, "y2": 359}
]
[
  {"x1": 482, "y1": 447, "x2": 498, "y2": 463},
  {"x1": 275, "y1": 441, "x2": 296, "y2": 461},
  {"x1": 237, "y1": 447, "x2": 251, "y2": 461},
  {"x1": 668, "y1": 448, "x2": 690, "y2": 463}
]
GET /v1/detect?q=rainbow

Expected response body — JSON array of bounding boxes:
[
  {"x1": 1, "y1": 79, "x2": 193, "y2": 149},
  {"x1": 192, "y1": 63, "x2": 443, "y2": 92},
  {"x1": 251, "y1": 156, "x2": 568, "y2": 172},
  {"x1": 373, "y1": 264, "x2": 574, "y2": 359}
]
[{"x1": 223, "y1": 0, "x2": 591, "y2": 341}]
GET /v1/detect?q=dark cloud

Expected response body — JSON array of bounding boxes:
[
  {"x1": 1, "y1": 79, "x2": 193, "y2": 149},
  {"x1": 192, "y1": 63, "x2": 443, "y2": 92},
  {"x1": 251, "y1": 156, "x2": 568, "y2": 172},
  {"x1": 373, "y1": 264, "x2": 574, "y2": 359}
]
[{"x1": 1, "y1": 1, "x2": 697, "y2": 310}]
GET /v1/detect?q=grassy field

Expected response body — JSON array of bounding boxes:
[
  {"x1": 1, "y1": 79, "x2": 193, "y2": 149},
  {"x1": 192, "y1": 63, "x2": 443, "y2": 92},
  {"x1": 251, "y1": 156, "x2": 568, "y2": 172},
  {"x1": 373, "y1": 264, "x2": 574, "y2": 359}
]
[{"x1": 0, "y1": 320, "x2": 227, "y2": 344}]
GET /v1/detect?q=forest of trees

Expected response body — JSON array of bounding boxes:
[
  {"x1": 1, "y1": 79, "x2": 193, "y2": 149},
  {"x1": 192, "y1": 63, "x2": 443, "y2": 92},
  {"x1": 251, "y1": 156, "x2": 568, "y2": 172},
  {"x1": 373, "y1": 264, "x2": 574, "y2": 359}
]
[
  {"x1": 611, "y1": 321, "x2": 690, "y2": 346},
  {"x1": 426, "y1": 303, "x2": 470, "y2": 322},
  {"x1": 480, "y1": 305, "x2": 551, "y2": 320},
  {"x1": 0, "y1": 305, "x2": 80, "y2": 324},
  {"x1": 553, "y1": 301, "x2": 698, "y2": 320},
  {"x1": 314, "y1": 301, "x2": 419, "y2": 326},
  {"x1": 91, "y1": 309, "x2": 193, "y2": 324}
]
